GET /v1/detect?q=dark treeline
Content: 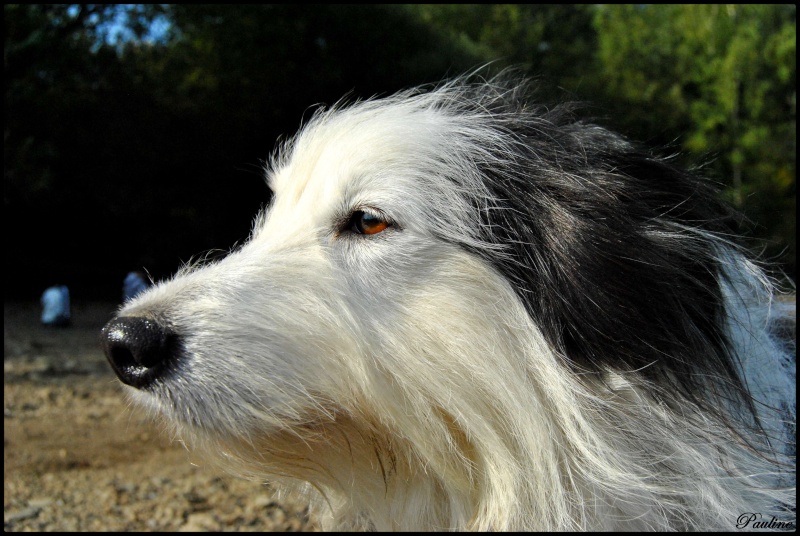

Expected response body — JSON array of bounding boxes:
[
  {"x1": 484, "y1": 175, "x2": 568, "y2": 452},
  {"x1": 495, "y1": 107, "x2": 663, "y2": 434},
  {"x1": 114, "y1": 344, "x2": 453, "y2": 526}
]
[{"x1": 4, "y1": 5, "x2": 796, "y2": 300}]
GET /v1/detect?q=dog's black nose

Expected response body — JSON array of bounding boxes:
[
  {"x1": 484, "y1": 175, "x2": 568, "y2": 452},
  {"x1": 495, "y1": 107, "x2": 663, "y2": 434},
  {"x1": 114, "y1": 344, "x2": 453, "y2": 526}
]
[{"x1": 102, "y1": 317, "x2": 178, "y2": 389}]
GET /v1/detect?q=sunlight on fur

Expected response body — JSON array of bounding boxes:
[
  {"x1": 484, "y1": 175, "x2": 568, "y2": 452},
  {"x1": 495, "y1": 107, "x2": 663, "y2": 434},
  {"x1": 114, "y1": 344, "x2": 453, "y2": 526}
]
[{"x1": 103, "y1": 72, "x2": 795, "y2": 530}]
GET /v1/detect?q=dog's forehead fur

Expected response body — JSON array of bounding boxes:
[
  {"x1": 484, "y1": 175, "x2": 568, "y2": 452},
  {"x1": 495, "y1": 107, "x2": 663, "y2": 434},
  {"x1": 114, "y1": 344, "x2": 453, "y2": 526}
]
[{"x1": 262, "y1": 100, "x2": 492, "y2": 246}]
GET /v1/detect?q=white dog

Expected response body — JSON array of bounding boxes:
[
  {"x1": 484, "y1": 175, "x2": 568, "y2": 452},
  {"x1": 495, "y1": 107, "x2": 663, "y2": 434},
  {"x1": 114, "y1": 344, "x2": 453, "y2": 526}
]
[{"x1": 103, "y1": 73, "x2": 796, "y2": 530}]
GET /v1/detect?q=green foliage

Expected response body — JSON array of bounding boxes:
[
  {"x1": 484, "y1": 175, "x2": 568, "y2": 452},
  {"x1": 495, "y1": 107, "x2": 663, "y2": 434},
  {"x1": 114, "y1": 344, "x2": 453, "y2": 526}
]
[
  {"x1": 406, "y1": 5, "x2": 597, "y2": 98},
  {"x1": 592, "y1": 4, "x2": 795, "y2": 276}
]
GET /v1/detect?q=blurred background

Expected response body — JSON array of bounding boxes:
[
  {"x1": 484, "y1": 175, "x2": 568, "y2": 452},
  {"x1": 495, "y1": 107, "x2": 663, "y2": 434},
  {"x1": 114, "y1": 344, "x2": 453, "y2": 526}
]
[{"x1": 5, "y1": 4, "x2": 797, "y2": 301}]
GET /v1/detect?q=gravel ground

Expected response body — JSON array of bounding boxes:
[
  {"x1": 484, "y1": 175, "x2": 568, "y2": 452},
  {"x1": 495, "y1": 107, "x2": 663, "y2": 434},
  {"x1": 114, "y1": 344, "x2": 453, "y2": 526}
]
[{"x1": 4, "y1": 301, "x2": 317, "y2": 531}]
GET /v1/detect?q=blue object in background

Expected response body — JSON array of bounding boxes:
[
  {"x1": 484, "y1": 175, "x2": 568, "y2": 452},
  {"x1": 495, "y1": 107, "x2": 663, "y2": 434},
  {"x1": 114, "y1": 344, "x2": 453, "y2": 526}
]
[
  {"x1": 41, "y1": 285, "x2": 71, "y2": 326},
  {"x1": 123, "y1": 271, "x2": 150, "y2": 302}
]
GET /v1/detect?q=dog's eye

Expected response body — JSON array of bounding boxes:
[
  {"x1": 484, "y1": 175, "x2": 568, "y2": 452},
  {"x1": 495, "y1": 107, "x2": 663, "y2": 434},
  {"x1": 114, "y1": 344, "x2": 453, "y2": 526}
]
[{"x1": 350, "y1": 210, "x2": 390, "y2": 235}]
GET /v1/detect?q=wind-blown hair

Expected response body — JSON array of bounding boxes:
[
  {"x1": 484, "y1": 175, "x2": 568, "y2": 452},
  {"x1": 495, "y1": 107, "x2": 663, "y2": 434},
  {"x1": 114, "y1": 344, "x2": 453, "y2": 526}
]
[{"x1": 103, "y1": 72, "x2": 795, "y2": 530}]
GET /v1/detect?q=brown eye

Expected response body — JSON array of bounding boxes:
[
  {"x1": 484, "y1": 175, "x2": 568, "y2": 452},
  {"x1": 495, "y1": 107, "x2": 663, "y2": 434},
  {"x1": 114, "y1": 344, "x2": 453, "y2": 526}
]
[{"x1": 350, "y1": 210, "x2": 390, "y2": 235}]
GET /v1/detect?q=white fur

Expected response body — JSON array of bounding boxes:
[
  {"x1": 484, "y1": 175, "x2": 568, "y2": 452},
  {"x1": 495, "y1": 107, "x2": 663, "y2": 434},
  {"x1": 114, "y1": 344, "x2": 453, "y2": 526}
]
[{"x1": 118, "y1": 83, "x2": 795, "y2": 530}]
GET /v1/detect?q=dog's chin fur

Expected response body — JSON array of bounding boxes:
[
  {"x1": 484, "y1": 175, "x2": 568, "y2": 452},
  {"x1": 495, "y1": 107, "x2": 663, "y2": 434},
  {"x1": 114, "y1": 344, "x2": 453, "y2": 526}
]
[{"x1": 114, "y1": 73, "x2": 795, "y2": 530}]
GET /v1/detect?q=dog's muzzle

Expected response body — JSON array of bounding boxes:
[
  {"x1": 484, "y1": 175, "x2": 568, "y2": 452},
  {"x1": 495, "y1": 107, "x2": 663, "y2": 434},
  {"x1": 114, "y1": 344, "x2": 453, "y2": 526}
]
[{"x1": 102, "y1": 317, "x2": 179, "y2": 389}]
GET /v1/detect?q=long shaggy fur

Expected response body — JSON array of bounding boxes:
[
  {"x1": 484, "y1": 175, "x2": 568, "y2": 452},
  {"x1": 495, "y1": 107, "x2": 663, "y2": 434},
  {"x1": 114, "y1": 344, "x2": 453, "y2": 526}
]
[{"x1": 105, "y1": 73, "x2": 795, "y2": 530}]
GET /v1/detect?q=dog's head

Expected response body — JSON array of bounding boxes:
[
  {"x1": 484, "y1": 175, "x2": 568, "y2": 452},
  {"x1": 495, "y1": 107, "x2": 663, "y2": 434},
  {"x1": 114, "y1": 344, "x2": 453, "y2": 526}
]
[
  {"x1": 103, "y1": 80, "x2": 524, "y2": 436},
  {"x1": 102, "y1": 76, "x2": 767, "y2": 528}
]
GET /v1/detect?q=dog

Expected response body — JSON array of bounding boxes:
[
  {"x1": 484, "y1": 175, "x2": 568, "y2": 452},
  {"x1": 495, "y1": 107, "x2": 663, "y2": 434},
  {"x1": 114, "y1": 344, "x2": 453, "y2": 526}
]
[{"x1": 103, "y1": 73, "x2": 796, "y2": 530}]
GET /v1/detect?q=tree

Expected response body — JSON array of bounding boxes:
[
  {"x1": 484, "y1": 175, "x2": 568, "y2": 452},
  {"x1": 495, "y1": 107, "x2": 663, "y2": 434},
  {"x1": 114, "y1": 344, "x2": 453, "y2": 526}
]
[
  {"x1": 594, "y1": 4, "x2": 796, "y2": 275},
  {"x1": 407, "y1": 5, "x2": 597, "y2": 100}
]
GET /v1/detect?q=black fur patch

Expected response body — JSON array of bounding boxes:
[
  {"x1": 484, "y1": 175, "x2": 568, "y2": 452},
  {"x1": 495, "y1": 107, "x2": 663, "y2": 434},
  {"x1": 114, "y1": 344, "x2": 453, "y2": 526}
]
[{"x1": 449, "y1": 79, "x2": 746, "y2": 406}]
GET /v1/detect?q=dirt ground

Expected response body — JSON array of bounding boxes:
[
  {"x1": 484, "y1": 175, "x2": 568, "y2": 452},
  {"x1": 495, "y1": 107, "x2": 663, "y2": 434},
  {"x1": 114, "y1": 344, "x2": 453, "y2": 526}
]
[{"x1": 4, "y1": 301, "x2": 316, "y2": 531}]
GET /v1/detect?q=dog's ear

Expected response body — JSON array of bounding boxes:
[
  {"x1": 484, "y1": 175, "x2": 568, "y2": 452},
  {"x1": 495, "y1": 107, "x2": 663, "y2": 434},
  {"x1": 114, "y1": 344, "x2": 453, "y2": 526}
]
[{"x1": 455, "y1": 103, "x2": 736, "y2": 401}]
